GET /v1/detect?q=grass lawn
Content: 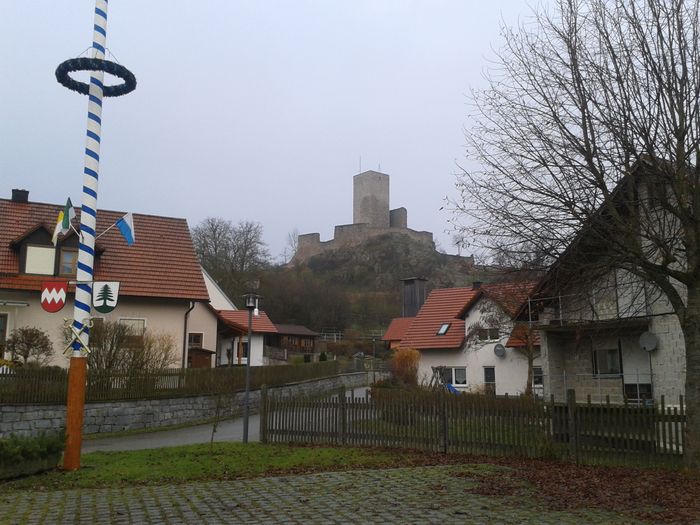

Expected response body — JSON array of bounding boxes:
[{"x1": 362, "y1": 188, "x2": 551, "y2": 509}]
[
  {"x1": 0, "y1": 442, "x2": 437, "y2": 491},
  {"x1": 2, "y1": 442, "x2": 700, "y2": 523}
]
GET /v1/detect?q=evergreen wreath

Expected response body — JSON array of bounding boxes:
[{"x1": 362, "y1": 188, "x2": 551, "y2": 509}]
[{"x1": 55, "y1": 58, "x2": 136, "y2": 97}]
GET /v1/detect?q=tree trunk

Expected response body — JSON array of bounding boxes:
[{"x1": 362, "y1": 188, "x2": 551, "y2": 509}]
[
  {"x1": 683, "y1": 282, "x2": 700, "y2": 469},
  {"x1": 525, "y1": 352, "x2": 534, "y2": 397}
]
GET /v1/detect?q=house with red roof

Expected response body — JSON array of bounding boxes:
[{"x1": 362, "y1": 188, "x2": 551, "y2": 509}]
[
  {"x1": 0, "y1": 189, "x2": 218, "y2": 368},
  {"x1": 393, "y1": 281, "x2": 540, "y2": 395},
  {"x1": 216, "y1": 309, "x2": 278, "y2": 366},
  {"x1": 382, "y1": 316, "x2": 414, "y2": 350}
]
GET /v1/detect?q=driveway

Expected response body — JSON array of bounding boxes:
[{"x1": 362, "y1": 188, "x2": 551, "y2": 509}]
[
  {"x1": 1, "y1": 465, "x2": 631, "y2": 524},
  {"x1": 83, "y1": 387, "x2": 370, "y2": 453}
]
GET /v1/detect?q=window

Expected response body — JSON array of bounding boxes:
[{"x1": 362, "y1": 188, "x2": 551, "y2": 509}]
[
  {"x1": 477, "y1": 328, "x2": 500, "y2": 341},
  {"x1": 533, "y1": 366, "x2": 543, "y2": 386},
  {"x1": 484, "y1": 366, "x2": 496, "y2": 393},
  {"x1": 119, "y1": 318, "x2": 146, "y2": 347},
  {"x1": 59, "y1": 248, "x2": 78, "y2": 276},
  {"x1": 453, "y1": 367, "x2": 467, "y2": 385},
  {"x1": 624, "y1": 383, "x2": 653, "y2": 402},
  {"x1": 25, "y1": 245, "x2": 55, "y2": 275},
  {"x1": 592, "y1": 348, "x2": 621, "y2": 376},
  {"x1": 188, "y1": 332, "x2": 203, "y2": 349},
  {"x1": 436, "y1": 323, "x2": 451, "y2": 336},
  {"x1": 440, "y1": 366, "x2": 467, "y2": 386}
]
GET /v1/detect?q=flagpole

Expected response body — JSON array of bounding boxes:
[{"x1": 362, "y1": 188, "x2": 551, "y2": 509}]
[
  {"x1": 64, "y1": 0, "x2": 109, "y2": 472},
  {"x1": 95, "y1": 221, "x2": 116, "y2": 239}
]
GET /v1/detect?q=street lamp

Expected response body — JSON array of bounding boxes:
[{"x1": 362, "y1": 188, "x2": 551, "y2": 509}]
[{"x1": 242, "y1": 290, "x2": 260, "y2": 443}]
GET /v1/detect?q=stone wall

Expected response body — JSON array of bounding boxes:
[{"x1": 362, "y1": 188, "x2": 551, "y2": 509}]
[
  {"x1": 0, "y1": 372, "x2": 371, "y2": 439},
  {"x1": 294, "y1": 225, "x2": 434, "y2": 263}
]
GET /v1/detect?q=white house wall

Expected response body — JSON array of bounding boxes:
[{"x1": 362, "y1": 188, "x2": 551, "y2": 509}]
[
  {"x1": 218, "y1": 334, "x2": 265, "y2": 367},
  {"x1": 188, "y1": 302, "x2": 219, "y2": 355},
  {"x1": 648, "y1": 314, "x2": 686, "y2": 401},
  {"x1": 201, "y1": 268, "x2": 236, "y2": 311},
  {"x1": 0, "y1": 289, "x2": 206, "y2": 368},
  {"x1": 417, "y1": 296, "x2": 539, "y2": 396}
]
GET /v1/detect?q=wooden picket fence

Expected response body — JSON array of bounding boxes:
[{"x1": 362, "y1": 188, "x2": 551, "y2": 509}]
[
  {"x1": 0, "y1": 361, "x2": 341, "y2": 404},
  {"x1": 261, "y1": 387, "x2": 686, "y2": 468}
]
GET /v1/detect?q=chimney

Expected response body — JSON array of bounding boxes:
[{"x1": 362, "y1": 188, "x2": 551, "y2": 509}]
[
  {"x1": 11, "y1": 189, "x2": 29, "y2": 203},
  {"x1": 400, "y1": 277, "x2": 427, "y2": 317},
  {"x1": 472, "y1": 281, "x2": 483, "y2": 290}
]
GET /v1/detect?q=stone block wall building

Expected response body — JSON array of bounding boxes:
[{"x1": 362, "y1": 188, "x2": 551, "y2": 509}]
[{"x1": 295, "y1": 170, "x2": 434, "y2": 262}]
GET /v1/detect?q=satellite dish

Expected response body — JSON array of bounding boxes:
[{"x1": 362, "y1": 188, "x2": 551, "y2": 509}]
[
  {"x1": 639, "y1": 332, "x2": 658, "y2": 352},
  {"x1": 494, "y1": 344, "x2": 506, "y2": 358}
]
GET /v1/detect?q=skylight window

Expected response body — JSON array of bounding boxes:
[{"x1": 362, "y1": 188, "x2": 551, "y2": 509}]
[{"x1": 436, "y1": 323, "x2": 450, "y2": 336}]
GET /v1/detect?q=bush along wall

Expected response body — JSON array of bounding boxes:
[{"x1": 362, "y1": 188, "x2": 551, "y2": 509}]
[{"x1": 0, "y1": 432, "x2": 64, "y2": 480}]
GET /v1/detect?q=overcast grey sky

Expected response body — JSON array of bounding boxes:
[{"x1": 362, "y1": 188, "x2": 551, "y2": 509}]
[{"x1": 1, "y1": 1, "x2": 532, "y2": 260}]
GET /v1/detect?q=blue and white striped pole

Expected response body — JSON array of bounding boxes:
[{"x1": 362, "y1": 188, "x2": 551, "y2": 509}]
[
  {"x1": 71, "y1": 0, "x2": 108, "y2": 357},
  {"x1": 63, "y1": 0, "x2": 109, "y2": 472}
]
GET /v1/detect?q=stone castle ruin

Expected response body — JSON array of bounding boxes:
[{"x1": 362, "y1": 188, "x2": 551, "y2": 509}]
[{"x1": 295, "y1": 170, "x2": 434, "y2": 262}]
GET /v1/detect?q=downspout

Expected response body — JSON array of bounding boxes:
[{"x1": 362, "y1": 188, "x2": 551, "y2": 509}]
[{"x1": 182, "y1": 301, "x2": 195, "y2": 367}]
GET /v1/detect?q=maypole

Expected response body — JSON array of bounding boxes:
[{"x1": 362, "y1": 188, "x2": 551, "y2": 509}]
[{"x1": 55, "y1": 0, "x2": 136, "y2": 471}]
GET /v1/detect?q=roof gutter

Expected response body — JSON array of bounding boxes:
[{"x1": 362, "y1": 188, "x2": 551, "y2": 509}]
[{"x1": 182, "y1": 301, "x2": 195, "y2": 367}]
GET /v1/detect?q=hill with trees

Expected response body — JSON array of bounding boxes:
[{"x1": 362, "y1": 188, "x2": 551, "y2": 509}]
[{"x1": 191, "y1": 217, "x2": 494, "y2": 333}]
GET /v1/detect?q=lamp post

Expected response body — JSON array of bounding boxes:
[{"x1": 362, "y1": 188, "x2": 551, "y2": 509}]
[{"x1": 242, "y1": 290, "x2": 259, "y2": 443}]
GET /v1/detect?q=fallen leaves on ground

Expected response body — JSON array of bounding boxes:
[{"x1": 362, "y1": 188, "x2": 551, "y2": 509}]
[{"x1": 450, "y1": 455, "x2": 700, "y2": 524}]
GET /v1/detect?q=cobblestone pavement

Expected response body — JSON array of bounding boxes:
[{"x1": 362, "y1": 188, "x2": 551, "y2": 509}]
[{"x1": 1, "y1": 465, "x2": 639, "y2": 525}]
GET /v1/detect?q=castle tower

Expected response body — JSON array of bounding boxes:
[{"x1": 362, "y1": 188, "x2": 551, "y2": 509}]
[{"x1": 353, "y1": 170, "x2": 390, "y2": 228}]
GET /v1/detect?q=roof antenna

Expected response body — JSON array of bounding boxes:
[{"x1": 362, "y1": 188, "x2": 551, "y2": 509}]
[
  {"x1": 378, "y1": 162, "x2": 381, "y2": 172},
  {"x1": 359, "y1": 155, "x2": 362, "y2": 173}
]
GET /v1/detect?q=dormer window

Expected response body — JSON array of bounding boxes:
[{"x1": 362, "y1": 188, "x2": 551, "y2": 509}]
[
  {"x1": 13, "y1": 223, "x2": 82, "y2": 277},
  {"x1": 436, "y1": 323, "x2": 451, "y2": 336},
  {"x1": 59, "y1": 248, "x2": 78, "y2": 276},
  {"x1": 24, "y1": 245, "x2": 56, "y2": 275}
]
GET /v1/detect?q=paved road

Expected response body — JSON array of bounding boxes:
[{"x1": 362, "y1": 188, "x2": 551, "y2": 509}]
[
  {"x1": 83, "y1": 414, "x2": 261, "y2": 453},
  {"x1": 83, "y1": 387, "x2": 370, "y2": 453},
  {"x1": 1, "y1": 465, "x2": 632, "y2": 524}
]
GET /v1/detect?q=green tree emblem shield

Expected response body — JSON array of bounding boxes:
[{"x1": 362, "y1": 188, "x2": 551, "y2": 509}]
[{"x1": 93, "y1": 281, "x2": 119, "y2": 313}]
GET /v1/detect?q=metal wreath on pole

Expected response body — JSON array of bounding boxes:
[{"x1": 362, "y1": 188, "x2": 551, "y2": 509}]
[{"x1": 57, "y1": 0, "x2": 136, "y2": 471}]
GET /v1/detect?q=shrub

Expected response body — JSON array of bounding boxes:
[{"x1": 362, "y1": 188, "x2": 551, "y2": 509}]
[
  {"x1": 389, "y1": 348, "x2": 420, "y2": 386},
  {"x1": 319, "y1": 352, "x2": 328, "y2": 362},
  {"x1": 5, "y1": 327, "x2": 54, "y2": 366},
  {"x1": 0, "y1": 432, "x2": 64, "y2": 468}
]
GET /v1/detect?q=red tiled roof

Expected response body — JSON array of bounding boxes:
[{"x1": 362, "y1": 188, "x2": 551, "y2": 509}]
[
  {"x1": 217, "y1": 310, "x2": 278, "y2": 334},
  {"x1": 382, "y1": 317, "x2": 415, "y2": 342},
  {"x1": 481, "y1": 281, "x2": 538, "y2": 317},
  {"x1": 505, "y1": 324, "x2": 541, "y2": 348},
  {"x1": 400, "y1": 287, "x2": 481, "y2": 350},
  {"x1": 0, "y1": 198, "x2": 208, "y2": 301}
]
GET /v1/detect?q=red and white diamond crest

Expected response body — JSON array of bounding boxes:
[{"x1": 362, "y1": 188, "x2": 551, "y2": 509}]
[{"x1": 40, "y1": 281, "x2": 68, "y2": 313}]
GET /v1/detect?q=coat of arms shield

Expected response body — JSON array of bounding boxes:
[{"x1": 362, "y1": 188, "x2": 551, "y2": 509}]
[
  {"x1": 40, "y1": 281, "x2": 68, "y2": 313},
  {"x1": 93, "y1": 282, "x2": 120, "y2": 313}
]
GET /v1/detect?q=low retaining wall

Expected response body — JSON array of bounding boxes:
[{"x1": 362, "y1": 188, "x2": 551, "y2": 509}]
[{"x1": 0, "y1": 372, "x2": 370, "y2": 439}]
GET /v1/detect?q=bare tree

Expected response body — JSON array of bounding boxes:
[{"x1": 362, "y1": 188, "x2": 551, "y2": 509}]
[
  {"x1": 451, "y1": 0, "x2": 700, "y2": 466},
  {"x1": 192, "y1": 217, "x2": 234, "y2": 280},
  {"x1": 283, "y1": 227, "x2": 300, "y2": 264},
  {"x1": 192, "y1": 217, "x2": 270, "y2": 297},
  {"x1": 230, "y1": 221, "x2": 270, "y2": 273},
  {"x1": 86, "y1": 320, "x2": 178, "y2": 373},
  {"x1": 5, "y1": 327, "x2": 54, "y2": 366}
]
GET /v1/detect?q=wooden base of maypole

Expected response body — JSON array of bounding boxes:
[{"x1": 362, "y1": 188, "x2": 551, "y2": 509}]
[{"x1": 63, "y1": 356, "x2": 87, "y2": 471}]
